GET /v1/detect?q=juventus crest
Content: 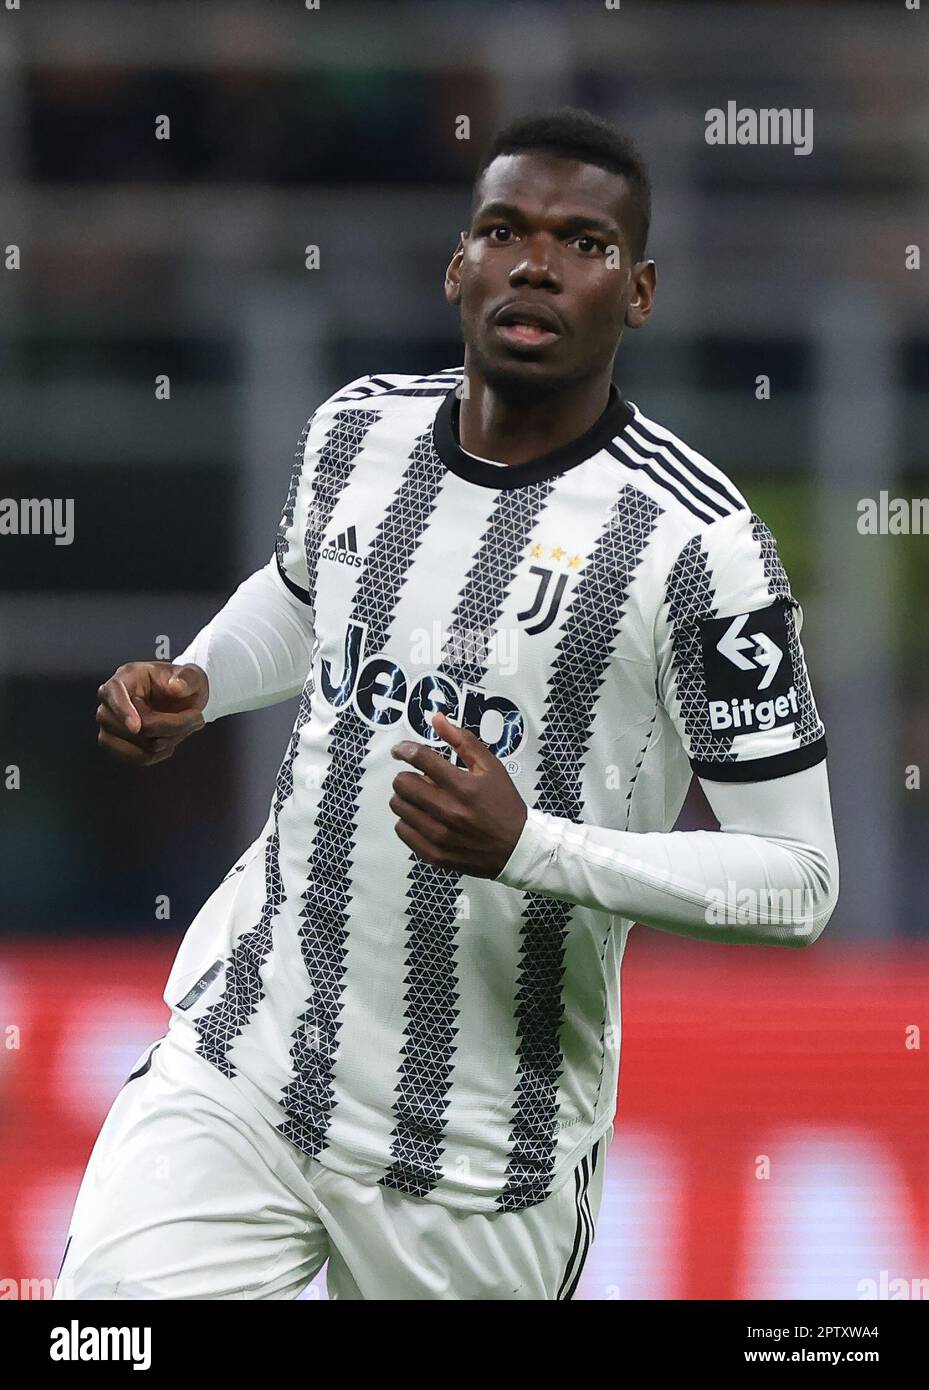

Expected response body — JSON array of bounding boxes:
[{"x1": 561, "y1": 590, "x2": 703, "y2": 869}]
[{"x1": 517, "y1": 564, "x2": 570, "y2": 635}]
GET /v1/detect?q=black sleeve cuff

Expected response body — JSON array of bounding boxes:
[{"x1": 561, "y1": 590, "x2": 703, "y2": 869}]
[{"x1": 692, "y1": 735, "x2": 828, "y2": 784}]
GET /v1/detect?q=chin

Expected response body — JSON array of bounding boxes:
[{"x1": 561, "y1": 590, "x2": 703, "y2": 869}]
[{"x1": 470, "y1": 346, "x2": 569, "y2": 401}]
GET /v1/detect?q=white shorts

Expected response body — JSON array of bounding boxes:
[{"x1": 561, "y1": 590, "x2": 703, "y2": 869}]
[{"x1": 54, "y1": 1026, "x2": 611, "y2": 1301}]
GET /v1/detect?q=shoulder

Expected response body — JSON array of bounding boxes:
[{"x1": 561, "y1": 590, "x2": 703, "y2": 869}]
[
  {"x1": 607, "y1": 399, "x2": 752, "y2": 537},
  {"x1": 317, "y1": 365, "x2": 464, "y2": 411},
  {"x1": 294, "y1": 366, "x2": 462, "y2": 457},
  {"x1": 609, "y1": 401, "x2": 796, "y2": 600}
]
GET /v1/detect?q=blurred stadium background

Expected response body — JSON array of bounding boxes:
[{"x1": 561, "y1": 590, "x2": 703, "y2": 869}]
[{"x1": 1, "y1": 0, "x2": 927, "y2": 1300}]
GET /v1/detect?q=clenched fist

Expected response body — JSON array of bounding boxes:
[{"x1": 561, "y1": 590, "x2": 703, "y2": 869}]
[{"x1": 95, "y1": 661, "x2": 209, "y2": 766}]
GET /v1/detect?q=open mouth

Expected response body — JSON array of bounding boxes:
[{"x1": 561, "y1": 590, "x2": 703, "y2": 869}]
[
  {"x1": 494, "y1": 322, "x2": 561, "y2": 348},
  {"x1": 492, "y1": 302, "x2": 563, "y2": 351}
]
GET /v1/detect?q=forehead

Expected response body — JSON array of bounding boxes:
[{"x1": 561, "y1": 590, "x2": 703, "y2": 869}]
[{"x1": 474, "y1": 151, "x2": 631, "y2": 233}]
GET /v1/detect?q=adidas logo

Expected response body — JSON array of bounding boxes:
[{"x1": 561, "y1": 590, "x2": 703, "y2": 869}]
[{"x1": 321, "y1": 524, "x2": 363, "y2": 568}]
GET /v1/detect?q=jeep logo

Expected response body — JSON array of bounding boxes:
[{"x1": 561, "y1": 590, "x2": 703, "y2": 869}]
[{"x1": 320, "y1": 620, "x2": 525, "y2": 760}]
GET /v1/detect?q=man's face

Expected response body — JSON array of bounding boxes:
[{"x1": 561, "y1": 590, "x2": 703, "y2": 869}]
[{"x1": 446, "y1": 151, "x2": 644, "y2": 397}]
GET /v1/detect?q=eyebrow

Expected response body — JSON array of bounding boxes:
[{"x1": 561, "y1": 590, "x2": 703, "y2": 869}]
[{"x1": 473, "y1": 200, "x2": 623, "y2": 240}]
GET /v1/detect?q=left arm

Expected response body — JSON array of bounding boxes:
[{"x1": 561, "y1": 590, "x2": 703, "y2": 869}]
[
  {"x1": 492, "y1": 758, "x2": 838, "y2": 947},
  {"x1": 390, "y1": 508, "x2": 838, "y2": 948},
  {"x1": 391, "y1": 718, "x2": 837, "y2": 949}
]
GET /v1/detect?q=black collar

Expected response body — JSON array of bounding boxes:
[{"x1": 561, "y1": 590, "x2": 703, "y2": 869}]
[{"x1": 432, "y1": 381, "x2": 635, "y2": 489}]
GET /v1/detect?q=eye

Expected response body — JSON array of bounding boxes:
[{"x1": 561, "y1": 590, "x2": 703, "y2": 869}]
[
  {"x1": 571, "y1": 234, "x2": 606, "y2": 255},
  {"x1": 487, "y1": 224, "x2": 517, "y2": 244}
]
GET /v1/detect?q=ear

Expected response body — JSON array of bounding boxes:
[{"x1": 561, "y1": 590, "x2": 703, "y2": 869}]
[
  {"x1": 445, "y1": 232, "x2": 467, "y2": 307},
  {"x1": 624, "y1": 259, "x2": 657, "y2": 329}
]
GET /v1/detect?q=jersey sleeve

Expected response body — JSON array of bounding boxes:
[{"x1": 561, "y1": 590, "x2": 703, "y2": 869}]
[
  {"x1": 274, "y1": 373, "x2": 373, "y2": 605},
  {"x1": 495, "y1": 760, "x2": 837, "y2": 946},
  {"x1": 655, "y1": 506, "x2": 827, "y2": 782}
]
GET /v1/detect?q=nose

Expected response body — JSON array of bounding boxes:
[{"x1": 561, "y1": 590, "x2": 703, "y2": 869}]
[{"x1": 509, "y1": 234, "x2": 561, "y2": 292}]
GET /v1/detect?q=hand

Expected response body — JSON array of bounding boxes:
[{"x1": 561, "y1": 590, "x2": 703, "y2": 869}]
[
  {"x1": 389, "y1": 711, "x2": 528, "y2": 878},
  {"x1": 96, "y1": 661, "x2": 209, "y2": 765}
]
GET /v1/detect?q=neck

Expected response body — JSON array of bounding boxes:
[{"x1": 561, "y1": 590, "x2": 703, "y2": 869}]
[{"x1": 457, "y1": 358, "x2": 615, "y2": 466}]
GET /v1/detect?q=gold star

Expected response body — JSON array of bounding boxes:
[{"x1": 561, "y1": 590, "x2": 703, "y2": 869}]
[
  {"x1": 551, "y1": 546, "x2": 565, "y2": 561},
  {"x1": 569, "y1": 554, "x2": 582, "y2": 568},
  {"x1": 529, "y1": 543, "x2": 544, "y2": 558}
]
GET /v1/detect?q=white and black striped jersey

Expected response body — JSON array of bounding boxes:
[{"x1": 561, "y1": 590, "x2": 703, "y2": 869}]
[{"x1": 164, "y1": 367, "x2": 827, "y2": 1213}]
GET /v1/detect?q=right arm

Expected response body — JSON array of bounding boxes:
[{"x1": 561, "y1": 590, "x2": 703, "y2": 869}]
[
  {"x1": 94, "y1": 387, "x2": 341, "y2": 764},
  {"x1": 94, "y1": 559, "x2": 316, "y2": 764},
  {"x1": 173, "y1": 556, "x2": 316, "y2": 723}
]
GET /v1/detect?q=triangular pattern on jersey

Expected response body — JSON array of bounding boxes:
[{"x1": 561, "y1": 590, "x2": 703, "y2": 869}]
[
  {"x1": 195, "y1": 407, "x2": 379, "y2": 1077},
  {"x1": 381, "y1": 477, "x2": 565, "y2": 1200},
  {"x1": 164, "y1": 368, "x2": 827, "y2": 1215},
  {"x1": 276, "y1": 422, "x2": 450, "y2": 1156}
]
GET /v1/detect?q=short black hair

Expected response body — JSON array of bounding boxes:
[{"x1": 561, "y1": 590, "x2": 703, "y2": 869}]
[{"x1": 473, "y1": 107, "x2": 651, "y2": 262}]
